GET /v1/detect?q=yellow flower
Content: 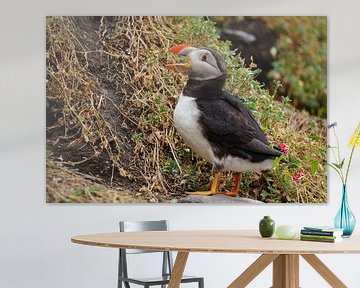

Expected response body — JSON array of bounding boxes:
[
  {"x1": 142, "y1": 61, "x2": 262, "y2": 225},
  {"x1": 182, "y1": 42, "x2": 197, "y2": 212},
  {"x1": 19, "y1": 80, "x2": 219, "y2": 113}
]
[{"x1": 349, "y1": 122, "x2": 360, "y2": 147}]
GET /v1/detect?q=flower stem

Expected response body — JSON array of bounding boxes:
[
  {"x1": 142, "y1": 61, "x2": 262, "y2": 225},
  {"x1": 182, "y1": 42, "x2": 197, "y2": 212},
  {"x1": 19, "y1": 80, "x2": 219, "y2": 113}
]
[
  {"x1": 334, "y1": 128, "x2": 342, "y2": 163},
  {"x1": 332, "y1": 127, "x2": 345, "y2": 184},
  {"x1": 331, "y1": 149, "x2": 339, "y2": 168},
  {"x1": 328, "y1": 163, "x2": 344, "y2": 182}
]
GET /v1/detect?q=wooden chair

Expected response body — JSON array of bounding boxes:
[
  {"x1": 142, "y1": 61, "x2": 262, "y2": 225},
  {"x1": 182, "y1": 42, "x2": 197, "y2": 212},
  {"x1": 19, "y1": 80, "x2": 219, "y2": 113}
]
[{"x1": 118, "y1": 220, "x2": 204, "y2": 288}]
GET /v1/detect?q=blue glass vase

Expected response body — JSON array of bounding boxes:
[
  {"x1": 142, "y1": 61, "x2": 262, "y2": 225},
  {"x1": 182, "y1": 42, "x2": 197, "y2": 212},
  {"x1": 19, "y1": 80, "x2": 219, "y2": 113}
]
[{"x1": 334, "y1": 185, "x2": 356, "y2": 237}]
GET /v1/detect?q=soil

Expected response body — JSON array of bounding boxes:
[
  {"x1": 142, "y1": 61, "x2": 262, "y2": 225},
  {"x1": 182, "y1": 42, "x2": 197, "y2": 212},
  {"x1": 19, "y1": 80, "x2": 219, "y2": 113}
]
[{"x1": 46, "y1": 17, "x2": 144, "y2": 196}]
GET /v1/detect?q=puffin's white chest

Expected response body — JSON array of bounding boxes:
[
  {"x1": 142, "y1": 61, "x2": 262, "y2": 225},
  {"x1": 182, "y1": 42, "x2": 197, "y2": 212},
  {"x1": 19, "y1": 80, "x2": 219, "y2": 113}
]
[
  {"x1": 173, "y1": 94, "x2": 274, "y2": 173},
  {"x1": 174, "y1": 94, "x2": 215, "y2": 163}
]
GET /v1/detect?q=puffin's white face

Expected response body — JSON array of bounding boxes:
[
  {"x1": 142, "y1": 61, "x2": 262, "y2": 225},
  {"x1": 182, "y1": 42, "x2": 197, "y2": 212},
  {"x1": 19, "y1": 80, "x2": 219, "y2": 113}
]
[
  {"x1": 187, "y1": 49, "x2": 225, "y2": 81},
  {"x1": 167, "y1": 45, "x2": 226, "y2": 81}
]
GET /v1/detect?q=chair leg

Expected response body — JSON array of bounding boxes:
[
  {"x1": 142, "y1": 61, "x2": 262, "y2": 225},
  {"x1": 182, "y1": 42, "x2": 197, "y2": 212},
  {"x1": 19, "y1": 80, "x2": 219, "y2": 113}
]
[
  {"x1": 119, "y1": 249, "x2": 131, "y2": 288},
  {"x1": 118, "y1": 250, "x2": 123, "y2": 288},
  {"x1": 118, "y1": 278, "x2": 130, "y2": 288},
  {"x1": 199, "y1": 278, "x2": 204, "y2": 288},
  {"x1": 161, "y1": 251, "x2": 168, "y2": 288}
]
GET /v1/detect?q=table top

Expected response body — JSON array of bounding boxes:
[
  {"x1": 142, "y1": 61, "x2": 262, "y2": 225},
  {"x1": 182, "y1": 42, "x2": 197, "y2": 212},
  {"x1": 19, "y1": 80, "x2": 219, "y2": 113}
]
[{"x1": 71, "y1": 230, "x2": 360, "y2": 254}]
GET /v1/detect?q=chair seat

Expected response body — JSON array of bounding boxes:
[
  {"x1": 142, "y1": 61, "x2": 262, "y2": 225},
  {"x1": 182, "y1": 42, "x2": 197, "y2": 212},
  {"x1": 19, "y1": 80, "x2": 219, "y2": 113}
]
[{"x1": 119, "y1": 274, "x2": 203, "y2": 285}]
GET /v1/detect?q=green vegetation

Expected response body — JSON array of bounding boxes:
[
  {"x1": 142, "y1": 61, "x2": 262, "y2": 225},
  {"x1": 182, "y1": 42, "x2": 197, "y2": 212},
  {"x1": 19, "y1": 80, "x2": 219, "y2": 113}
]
[
  {"x1": 262, "y1": 16, "x2": 327, "y2": 118},
  {"x1": 46, "y1": 16, "x2": 327, "y2": 203}
]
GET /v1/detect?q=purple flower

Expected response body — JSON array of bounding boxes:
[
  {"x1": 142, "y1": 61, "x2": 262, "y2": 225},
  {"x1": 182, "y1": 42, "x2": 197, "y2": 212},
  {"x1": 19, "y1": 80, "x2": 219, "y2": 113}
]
[{"x1": 327, "y1": 122, "x2": 337, "y2": 129}]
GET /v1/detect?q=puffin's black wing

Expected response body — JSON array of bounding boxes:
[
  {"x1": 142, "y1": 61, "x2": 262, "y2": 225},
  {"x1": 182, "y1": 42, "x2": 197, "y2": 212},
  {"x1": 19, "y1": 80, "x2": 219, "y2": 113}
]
[{"x1": 196, "y1": 92, "x2": 282, "y2": 162}]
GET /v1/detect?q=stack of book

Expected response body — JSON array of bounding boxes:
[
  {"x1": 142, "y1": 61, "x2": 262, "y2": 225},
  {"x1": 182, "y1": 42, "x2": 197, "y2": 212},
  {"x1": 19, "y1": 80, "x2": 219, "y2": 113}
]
[{"x1": 300, "y1": 226, "x2": 344, "y2": 243}]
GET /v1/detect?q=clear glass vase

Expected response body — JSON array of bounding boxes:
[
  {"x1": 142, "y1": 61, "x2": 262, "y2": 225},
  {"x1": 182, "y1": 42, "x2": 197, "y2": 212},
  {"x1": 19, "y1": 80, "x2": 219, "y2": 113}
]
[{"x1": 334, "y1": 185, "x2": 356, "y2": 237}]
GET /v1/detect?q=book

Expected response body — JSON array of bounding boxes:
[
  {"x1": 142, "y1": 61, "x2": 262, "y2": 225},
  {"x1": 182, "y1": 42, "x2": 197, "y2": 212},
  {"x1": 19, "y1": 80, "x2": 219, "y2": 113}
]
[
  {"x1": 303, "y1": 226, "x2": 344, "y2": 232},
  {"x1": 300, "y1": 234, "x2": 341, "y2": 240},
  {"x1": 301, "y1": 229, "x2": 343, "y2": 237},
  {"x1": 300, "y1": 235, "x2": 343, "y2": 243}
]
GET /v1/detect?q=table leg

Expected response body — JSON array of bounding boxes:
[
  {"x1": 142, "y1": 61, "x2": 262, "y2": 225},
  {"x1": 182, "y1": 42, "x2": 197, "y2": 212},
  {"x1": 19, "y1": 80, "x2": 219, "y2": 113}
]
[
  {"x1": 301, "y1": 254, "x2": 347, "y2": 288},
  {"x1": 272, "y1": 254, "x2": 299, "y2": 288},
  {"x1": 229, "y1": 253, "x2": 348, "y2": 288},
  {"x1": 168, "y1": 251, "x2": 189, "y2": 288},
  {"x1": 228, "y1": 254, "x2": 279, "y2": 288}
]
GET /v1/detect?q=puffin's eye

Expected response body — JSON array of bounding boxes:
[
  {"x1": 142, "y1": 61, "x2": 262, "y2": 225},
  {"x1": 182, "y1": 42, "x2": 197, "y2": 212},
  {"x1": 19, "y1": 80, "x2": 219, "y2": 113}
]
[{"x1": 201, "y1": 54, "x2": 207, "y2": 62}]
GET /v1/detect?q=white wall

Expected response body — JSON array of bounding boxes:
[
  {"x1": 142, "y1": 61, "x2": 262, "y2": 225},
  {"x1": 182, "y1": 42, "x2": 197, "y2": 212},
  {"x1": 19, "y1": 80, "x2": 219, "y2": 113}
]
[{"x1": 1, "y1": 0, "x2": 360, "y2": 287}]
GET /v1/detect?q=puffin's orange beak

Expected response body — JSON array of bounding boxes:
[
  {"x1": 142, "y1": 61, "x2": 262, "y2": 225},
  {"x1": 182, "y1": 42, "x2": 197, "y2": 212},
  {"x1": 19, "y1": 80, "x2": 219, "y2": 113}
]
[
  {"x1": 166, "y1": 62, "x2": 191, "y2": 73},
  {"x1": 166, "y1": 44, "x2": 194, "y2": 73}
]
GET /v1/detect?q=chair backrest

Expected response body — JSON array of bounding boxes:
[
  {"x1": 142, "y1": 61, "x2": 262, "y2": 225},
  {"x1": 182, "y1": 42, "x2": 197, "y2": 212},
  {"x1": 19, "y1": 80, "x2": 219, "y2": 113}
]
[
  {"x1": 119, "y1": 220, "x2": 169, "y2": 254},
  {"x1": 120, "y1": 220, "x2": 168, "y2": 232},
  {"x1": 118, "y1": 220, "x2": 174, "y2": 283}
]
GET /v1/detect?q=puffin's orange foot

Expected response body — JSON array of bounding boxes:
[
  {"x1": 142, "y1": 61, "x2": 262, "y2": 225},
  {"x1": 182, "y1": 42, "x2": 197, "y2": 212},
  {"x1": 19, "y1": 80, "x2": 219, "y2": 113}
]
[
  {"x1": 217, "y1": 191, "x2": 238, "y2": 197},
  {"x1": 186, "y1": 171, "x2": 222, "y2": 196},
  {"x1": 186, "y1": 190, "x2": 228, "y2": 196},
  {"x1": 186, "y1": 191, "x2": 216, "y2": 196},
  {"x1": 217, "y1": 172, "x2": 242, "y2": 197}
]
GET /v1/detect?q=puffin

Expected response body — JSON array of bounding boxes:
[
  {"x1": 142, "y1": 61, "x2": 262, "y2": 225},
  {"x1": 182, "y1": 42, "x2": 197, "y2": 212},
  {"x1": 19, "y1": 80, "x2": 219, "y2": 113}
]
[{"x1": 166, "y1": 44, "x2": 282, "y2": 197}]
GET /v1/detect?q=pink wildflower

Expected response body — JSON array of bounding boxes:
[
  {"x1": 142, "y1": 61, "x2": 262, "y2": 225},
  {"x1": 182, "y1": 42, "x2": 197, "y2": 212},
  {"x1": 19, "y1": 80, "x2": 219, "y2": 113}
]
[
  {"x1": 292, "y1": 169, "x2": 305, "y2": 183},
  {"x1": 279, "y1": 143, "x2": 289, "y2": 155}
]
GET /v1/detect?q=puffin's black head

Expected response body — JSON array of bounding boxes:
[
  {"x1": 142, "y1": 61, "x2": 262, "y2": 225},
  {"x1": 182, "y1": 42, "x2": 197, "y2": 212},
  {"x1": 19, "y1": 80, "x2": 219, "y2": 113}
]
[{"x1": 167, "y1": 44, "x2": 226, "y2": 81}]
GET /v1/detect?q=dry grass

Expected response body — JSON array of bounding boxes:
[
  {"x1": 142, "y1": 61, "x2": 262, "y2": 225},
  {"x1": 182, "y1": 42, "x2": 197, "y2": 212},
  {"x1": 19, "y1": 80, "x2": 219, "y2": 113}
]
[
  {"x1": 46, "y1": 16, "x2": 327, "y2": 203},
  {"x1": 46, "y1": 157, "x2": 141, "y2": 203}
]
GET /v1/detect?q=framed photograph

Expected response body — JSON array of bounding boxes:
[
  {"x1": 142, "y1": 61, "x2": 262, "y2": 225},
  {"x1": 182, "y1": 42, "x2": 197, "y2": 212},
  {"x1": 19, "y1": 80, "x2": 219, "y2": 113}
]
[{"x1": 46, "y1": 16, "x2": 327, "y2": 203}]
